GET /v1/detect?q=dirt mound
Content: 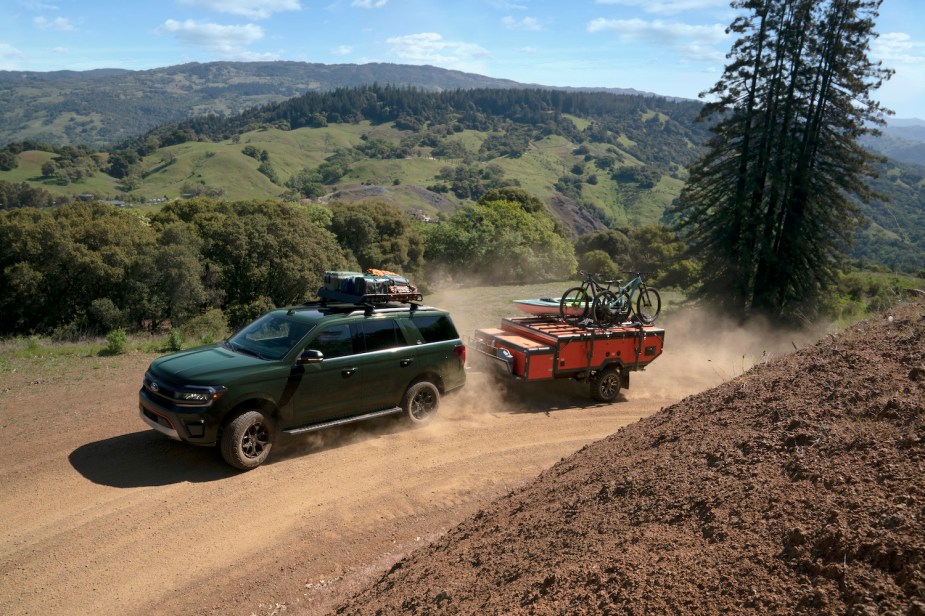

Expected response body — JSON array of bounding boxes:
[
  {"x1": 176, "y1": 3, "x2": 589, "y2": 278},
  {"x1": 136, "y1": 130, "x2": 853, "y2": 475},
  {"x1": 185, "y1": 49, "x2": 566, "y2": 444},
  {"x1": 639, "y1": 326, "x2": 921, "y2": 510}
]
[{"x1": 335, "y1": 301, "x2": 925, "y2": 615}]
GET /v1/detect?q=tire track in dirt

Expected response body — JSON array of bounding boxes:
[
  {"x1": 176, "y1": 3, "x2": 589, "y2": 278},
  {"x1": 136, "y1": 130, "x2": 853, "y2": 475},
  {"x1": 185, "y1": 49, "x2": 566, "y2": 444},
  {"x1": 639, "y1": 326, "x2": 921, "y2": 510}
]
[
  {"x1": 0, "y1": 361, "x2": 671, "y2": 616},
  {"x1": 1, "y1": 302, "x2": 779, "y2": 616}
]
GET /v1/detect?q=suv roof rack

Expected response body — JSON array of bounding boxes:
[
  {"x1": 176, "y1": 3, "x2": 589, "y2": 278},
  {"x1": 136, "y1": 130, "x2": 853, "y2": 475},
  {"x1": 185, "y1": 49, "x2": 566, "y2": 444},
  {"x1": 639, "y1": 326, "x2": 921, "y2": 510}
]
[
  {"x1": 287, "y1": 298, "x2": 431, "y2": 317},
  {"x1": 316, "y1": 288, "x2": 423, "y2": 305}
]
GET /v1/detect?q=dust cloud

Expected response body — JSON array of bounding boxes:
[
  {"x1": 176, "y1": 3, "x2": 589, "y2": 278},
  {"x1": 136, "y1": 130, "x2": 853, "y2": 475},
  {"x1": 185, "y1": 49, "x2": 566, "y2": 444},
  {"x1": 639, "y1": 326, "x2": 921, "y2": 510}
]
[
  {"x1": 627, "y1": 306, "x2": 829, "y2": 401},
  {"x1": 274, "y1": 293, "x2": 831, "y2": 462},
  {"x1": 431, "y1": 284, "x2": 831, "y2": 411}
]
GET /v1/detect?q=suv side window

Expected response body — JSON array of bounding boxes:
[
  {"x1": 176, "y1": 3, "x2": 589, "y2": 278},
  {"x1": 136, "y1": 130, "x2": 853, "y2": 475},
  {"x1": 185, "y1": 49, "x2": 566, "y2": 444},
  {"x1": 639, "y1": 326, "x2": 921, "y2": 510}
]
[
  {"x1": 406, "y1": 315, "x2": 459, "y2": 343},
  {"x1": 310, "y1": 324, "x2": 356, "y2": 359},
  {"x1": 360, "y1": 319, "x2": 405, "y2": 353}
]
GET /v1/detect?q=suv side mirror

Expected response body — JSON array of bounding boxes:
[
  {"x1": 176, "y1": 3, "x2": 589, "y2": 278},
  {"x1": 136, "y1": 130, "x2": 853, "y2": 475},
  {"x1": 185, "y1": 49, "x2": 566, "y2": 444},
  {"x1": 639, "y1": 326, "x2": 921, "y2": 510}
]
[{"x1": 298, "y1": 349, "x2": 324, "y2": 364}]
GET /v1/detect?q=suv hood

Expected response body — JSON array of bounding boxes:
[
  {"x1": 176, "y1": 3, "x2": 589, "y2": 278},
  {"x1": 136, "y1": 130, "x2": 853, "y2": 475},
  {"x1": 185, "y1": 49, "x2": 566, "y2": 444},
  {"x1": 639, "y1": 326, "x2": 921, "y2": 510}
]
[{"x1": 150, "y1": 343, "x2": 279, "y2": 384}]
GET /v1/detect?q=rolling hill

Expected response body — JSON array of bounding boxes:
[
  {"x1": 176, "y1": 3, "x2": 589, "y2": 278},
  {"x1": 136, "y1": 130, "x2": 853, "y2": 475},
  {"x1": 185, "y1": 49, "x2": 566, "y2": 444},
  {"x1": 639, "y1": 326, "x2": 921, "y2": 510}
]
[
  {"x1": 0, "y1": 61, "x2": 660, "y2": 149},
  {"x1": 1, "y1": 76, "x2": 923, "y2": 270}
]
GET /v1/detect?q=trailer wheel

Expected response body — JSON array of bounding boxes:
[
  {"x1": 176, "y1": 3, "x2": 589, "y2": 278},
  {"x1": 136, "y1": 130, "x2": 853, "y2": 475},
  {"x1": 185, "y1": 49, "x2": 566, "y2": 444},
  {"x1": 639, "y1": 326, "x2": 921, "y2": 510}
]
[{"x1": 590, "y1": 366, "x2": 622, "y2": 402}]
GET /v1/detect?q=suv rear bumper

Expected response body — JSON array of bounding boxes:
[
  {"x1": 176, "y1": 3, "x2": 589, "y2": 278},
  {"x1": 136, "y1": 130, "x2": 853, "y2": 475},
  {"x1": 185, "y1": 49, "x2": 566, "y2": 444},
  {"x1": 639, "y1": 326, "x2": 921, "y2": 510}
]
[{"x1": 139, "y1": 388, "x2": 220, "y2": 445}]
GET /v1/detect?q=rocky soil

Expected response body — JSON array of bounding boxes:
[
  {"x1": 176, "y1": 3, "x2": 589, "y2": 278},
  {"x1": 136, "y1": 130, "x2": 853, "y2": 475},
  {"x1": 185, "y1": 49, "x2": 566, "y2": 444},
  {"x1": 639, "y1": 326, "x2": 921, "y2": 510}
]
[{"x1": 336, "y1": 301, "x2": 925, "y2": 615}]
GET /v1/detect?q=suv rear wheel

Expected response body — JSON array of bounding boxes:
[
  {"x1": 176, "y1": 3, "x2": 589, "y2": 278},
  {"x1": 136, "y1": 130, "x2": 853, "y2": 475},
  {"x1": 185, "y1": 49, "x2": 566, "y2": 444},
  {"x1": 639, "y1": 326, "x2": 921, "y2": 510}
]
[
  {"x1": 221, "y1": 410, "x2": 274, "y2": 470},
  {"x1": 402, "y1": 381, "x2": 440, "y2": 424}
]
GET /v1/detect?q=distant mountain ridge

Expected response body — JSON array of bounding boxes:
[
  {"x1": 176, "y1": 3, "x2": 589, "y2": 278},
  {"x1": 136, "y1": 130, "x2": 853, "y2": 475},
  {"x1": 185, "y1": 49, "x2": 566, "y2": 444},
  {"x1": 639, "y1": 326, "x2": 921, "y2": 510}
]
[
  {"x1": 0, "y1": 61, "x2": 662, "y2": 148},
  {"x1": 862, "y1": 119, "x2": 925, "y2": 166}
]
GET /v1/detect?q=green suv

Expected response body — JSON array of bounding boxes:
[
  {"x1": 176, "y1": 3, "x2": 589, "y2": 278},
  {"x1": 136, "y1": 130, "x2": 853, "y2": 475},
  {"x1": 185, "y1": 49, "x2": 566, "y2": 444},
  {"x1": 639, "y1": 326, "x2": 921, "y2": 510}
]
[{"x1": 139, "y1": 301, "x2": 466, "y2": 469}]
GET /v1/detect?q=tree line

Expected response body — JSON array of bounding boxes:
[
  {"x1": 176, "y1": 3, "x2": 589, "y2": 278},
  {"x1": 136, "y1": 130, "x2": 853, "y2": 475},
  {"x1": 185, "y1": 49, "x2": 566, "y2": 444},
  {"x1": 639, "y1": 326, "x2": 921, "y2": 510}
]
[
  {"x1": 3, "y1": 189, "x2": 650, "y2": 338},
  {"x1": 0, "y1": 186, "x2": 697, "y2": 338}
]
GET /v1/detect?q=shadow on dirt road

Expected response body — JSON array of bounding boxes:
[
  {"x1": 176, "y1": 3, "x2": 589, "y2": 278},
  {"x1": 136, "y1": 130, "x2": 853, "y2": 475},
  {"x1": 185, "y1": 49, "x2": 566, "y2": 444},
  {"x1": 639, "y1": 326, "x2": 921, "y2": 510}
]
[
  {"x1": 69, "y1": 431, "x2": 234, "y2": 487},
  {"x1": 69, "y1": 417, "x2": 411, "y2": 487}
]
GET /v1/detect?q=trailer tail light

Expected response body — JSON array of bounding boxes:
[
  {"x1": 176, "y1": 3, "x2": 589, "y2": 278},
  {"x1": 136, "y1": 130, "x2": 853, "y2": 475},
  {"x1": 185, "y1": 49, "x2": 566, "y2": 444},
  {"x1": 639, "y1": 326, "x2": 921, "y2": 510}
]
[{"x1": 454, "y1": 344, "x2": 467, "y2": 365}]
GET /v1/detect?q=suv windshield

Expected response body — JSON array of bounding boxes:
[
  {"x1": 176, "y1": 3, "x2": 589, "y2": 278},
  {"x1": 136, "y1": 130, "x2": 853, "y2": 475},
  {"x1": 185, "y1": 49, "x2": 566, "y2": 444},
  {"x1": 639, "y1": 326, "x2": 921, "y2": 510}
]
[{"x1": 226, "y1": 313, "x2": 315, "y2": 361}]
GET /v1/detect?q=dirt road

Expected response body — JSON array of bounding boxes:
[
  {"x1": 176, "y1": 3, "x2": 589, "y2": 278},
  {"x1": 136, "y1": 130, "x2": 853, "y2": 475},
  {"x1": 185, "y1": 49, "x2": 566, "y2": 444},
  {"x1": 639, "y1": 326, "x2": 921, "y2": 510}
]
[{"x1": 0, "y1": 309, "x2": 780, "y2": 616}]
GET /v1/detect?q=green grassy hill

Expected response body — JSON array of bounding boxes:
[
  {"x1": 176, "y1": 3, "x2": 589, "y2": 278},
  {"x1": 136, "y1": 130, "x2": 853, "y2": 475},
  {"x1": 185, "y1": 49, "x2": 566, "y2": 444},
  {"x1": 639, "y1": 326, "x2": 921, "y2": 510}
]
[
  {"x1": 0, "y1": 61, "x2": 658, "y2": 148},
  {"x1": 0, "y1": 121, "x2": 691, "y2": 232},
  {"x1": 2, "y1": 83, "x2": 922, "y2": 271}
]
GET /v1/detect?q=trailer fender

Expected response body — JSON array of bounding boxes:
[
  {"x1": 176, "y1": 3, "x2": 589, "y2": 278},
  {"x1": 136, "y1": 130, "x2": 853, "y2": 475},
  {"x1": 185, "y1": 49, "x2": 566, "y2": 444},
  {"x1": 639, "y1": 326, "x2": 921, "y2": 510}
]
[{"x1": 592, "y1": 360, "x2": 630, "y2": 389}]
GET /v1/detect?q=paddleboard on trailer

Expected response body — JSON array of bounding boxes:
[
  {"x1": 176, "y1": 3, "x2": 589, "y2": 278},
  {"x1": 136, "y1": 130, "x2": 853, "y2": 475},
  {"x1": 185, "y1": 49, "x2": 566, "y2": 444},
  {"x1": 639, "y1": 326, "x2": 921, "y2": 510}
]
[{"x1": 513, "y1": 298, "x2": 589, "y2": 317}]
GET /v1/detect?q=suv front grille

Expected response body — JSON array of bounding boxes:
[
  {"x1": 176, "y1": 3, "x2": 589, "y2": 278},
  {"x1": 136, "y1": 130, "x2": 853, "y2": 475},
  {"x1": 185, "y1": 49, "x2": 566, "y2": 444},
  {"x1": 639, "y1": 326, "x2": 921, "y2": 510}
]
[{"x1": 143, "y1": 373, "x2": 180, "y2": 407}]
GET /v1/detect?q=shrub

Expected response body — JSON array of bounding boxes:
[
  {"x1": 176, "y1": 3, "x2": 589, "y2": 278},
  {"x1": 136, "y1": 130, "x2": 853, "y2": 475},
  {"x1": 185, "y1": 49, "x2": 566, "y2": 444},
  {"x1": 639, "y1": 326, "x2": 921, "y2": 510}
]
[
  {"x1": 579, "y1": 250, "x2": 619, "y2": 280},
  {"x1": 105, "y1": 328, "x2": 128, "y2": 355},
  {"x1": 179, "y1": 308, "x2": 228, "y2": 343},
  {"x1": 227, "y1": 298, "x2": 275, "y2": 330},
  {"x1": 166, "y1": 329, "x2": 184, "y2": 352},
  {"x1": 88, "y1": 298, "x2": 123, "y2": 333}
]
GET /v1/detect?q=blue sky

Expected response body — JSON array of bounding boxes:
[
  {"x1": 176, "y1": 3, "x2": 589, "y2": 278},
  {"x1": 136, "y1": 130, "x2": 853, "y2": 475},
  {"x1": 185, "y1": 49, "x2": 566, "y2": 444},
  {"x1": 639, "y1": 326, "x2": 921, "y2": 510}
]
[{"x1": 1, "y1": 0, "x2": 922, "y2": 119}]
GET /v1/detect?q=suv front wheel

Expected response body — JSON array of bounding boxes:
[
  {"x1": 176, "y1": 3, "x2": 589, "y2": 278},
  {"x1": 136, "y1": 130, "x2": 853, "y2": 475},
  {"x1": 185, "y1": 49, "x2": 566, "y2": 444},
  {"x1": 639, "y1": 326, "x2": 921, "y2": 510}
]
[
  {"x1": 221, "y1": 410, "x2": 275, "y2": 470},
  {"x1": 402, "y1": 381, "x2": 440, "y2": 424}
]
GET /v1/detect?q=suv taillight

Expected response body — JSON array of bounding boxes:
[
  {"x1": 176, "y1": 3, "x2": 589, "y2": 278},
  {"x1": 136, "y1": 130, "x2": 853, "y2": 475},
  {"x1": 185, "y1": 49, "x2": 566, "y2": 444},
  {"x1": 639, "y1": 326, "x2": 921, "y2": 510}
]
[{"x1": 454, "y1": 344, "x2": 466, "y2": 365}]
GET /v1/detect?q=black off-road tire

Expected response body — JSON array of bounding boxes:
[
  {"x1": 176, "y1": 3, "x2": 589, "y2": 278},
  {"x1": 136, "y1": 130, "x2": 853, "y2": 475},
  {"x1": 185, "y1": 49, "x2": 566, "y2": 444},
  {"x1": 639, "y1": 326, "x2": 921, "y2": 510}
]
[
  {"x1": 590, "y1": 366, "x2": 622, "y2": 402},
  {"x1": 220, "y1": 410, "x2": 274, "y2": 470},
  {"x1": 403, "y1": 381, "x2": 441, "y2": 424}
]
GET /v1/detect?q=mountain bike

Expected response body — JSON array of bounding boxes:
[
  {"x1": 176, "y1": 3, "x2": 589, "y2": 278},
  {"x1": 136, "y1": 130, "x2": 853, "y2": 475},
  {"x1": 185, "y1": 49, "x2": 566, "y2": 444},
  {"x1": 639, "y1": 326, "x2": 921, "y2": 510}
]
[
  {"x1": 591, "y1": 272, "x2": 661, "y2": 326},
  {"x1": 559, "y1": 270, "x2": 622, "y2": 325}
]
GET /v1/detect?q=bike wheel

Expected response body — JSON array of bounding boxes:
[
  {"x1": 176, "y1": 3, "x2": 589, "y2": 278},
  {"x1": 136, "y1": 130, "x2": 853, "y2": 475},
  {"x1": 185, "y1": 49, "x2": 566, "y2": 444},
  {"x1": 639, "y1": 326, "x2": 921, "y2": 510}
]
[
  {"x1": 559, "y1": 287, "x2": 591, "y2": 324},
  {"x1": 635, "y1": 287, "x2": 662, "y2": 324},
  {"x1": 592, "y1": 290, "x2": 631, "y2": 327}
]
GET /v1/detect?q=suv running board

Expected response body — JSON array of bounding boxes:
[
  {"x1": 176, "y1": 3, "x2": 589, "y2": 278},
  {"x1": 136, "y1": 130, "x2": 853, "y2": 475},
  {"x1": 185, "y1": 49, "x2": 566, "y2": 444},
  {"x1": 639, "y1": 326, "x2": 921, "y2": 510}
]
[{"x1": 283, "y1": 407, "x2": 403, "y2": 435}]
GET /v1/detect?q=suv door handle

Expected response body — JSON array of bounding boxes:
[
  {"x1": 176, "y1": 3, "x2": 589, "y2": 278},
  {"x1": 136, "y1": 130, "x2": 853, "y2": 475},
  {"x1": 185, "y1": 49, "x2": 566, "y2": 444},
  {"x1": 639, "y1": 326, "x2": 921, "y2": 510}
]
[
  {"x1": 341, "y1": 368, "x2": 357, "y2": 377},
  {"x1": 400, "y1": 358, "x2": 413, "y2": 367}
]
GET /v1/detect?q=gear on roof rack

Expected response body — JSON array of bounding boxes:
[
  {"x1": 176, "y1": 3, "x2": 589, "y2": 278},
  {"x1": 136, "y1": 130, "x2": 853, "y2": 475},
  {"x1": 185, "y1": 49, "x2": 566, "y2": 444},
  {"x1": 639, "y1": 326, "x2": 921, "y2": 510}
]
[{"x1": 319, "y1": 269, "x2": 423, "y2": 304}]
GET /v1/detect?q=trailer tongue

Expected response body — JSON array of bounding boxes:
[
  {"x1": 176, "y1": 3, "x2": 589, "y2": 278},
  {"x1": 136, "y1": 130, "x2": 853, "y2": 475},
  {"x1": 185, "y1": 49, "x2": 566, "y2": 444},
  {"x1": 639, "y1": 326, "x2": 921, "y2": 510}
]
[{"x1": 470, "y1": 316, "x2": 664, "y2": 402}]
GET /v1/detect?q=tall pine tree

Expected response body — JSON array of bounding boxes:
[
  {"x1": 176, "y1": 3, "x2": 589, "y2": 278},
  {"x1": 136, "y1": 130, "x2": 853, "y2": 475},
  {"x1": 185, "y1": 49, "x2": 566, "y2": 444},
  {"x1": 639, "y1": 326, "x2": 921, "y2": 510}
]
[{"x1": 674, "y1": 0, "x2": 892, "y2": 323}]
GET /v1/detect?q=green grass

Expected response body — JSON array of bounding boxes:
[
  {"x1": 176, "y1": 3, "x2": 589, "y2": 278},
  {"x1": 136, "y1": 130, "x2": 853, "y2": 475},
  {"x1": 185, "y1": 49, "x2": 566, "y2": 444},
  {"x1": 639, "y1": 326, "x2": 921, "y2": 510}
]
[
  {"x1": 0, "y1": 120, "x2": 687, "y2": 228},
  {"x1": 829, "y1": 270, "x2": 924, "y2": 328},
  {"x1": 563, "y1": 114, "x2": 591, "y2": 131},
  {"x1": 445, "y1": 129, "x2": 491, "y2": 152},
  {"x1": 1, "y1": 150, "x2": 121, "y2": 196}
]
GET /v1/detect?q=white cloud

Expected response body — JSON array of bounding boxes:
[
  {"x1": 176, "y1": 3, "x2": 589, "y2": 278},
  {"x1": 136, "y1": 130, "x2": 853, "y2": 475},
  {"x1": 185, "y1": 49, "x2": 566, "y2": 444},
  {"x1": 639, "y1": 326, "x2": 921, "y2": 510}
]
[
  {"x1": 33, "y1": 16, "x2": 74, "y2": 31},
  {"x1": 589, "y1": 18, "x2": 724, "y2": 41},
  {"x1": 157, "y1": 19, "x2": 278, "y2": 60},
  {"x1": 594, "y1": 0, "x2": 729, "y2": 15},
  {"x1": 588, "y1": 17, "x2": 727, "y2": 47},
  {"x1": 520, "y1": 46, "x2": 538, "y2": 54},
  {"x1": 352, "y1": 0, "x2": 388, "y2": 7},
  {"x1": 679, "y1": 40, "x2": 724, "y2": 63},
  {"x1": 488, "y1": 0, "x2": 527, "y2": 10},
  {"x1": 386, "y1": 32, "x2": 489, "y2": 65},
  {"x1": 17, "y1": 1, "x2": 60, "y2": 10},
  {"x1": 873, "y1": 32, "x2": 925, "y2": 65},
  {"x1": 0, "y1": 43, "x2": 25, "y2": 60},
  {"x1": 177, "y1": 0, "x2": 301, "y2": 20},
  {"x1": 501, "y1": 16, "x2": 541, "y2": 31},
  {"x1": 332, "y1": 45, "x2": 352, "y2": 56},
  {"x1": 588, "y1": 17, "x2": 726, "y2": 61}
]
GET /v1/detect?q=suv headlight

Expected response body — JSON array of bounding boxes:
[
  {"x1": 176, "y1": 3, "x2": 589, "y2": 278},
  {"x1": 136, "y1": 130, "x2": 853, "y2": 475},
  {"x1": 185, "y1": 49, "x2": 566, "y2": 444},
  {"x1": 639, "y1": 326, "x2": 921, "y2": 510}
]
[{"x1": 175, "y1": 386, "x2": 227, "y2": 407}]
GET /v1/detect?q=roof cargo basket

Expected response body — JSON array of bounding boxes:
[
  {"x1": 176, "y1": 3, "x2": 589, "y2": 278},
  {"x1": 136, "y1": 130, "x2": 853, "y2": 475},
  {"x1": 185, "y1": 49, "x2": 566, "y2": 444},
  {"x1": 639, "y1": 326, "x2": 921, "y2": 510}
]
[{"x1": 318, "y1": 269, "x2": 423, "y2": 305}]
